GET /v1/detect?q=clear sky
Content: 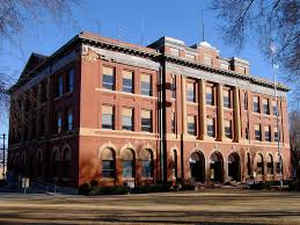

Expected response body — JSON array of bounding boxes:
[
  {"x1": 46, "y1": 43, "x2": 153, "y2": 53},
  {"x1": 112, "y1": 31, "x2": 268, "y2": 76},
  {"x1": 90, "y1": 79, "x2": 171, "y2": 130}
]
[{"x1": 0, "y1": 0, "x2": 291, "y2": 137}]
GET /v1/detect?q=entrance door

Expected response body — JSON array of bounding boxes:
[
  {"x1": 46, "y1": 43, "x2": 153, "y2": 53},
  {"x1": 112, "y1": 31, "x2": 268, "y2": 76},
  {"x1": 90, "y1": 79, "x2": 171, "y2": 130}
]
[
  {"x1": 228, "y1": 153, "x2": 241, "y2": 181},
  {"x1": 190, "y1": 152, "x2": 205, "y2": 183}
]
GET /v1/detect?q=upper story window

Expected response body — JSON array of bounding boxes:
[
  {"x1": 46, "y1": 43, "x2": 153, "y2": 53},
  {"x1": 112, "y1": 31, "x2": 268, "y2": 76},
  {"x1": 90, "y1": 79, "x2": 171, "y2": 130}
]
[
  {"x1": 141, "y1": 109, "x2": 152, "y2": 132},
  {"x1": 40, "y1": 81, "x2": 47, "y2": 102},
  {"x1": 187, "y1": 82, "x2": 195, "y2": 102},
  {"x1": 187, "y1": 115, "x2": 196, "y2": 136},
  {"x1": 171, "y1": 76, "x2": 176, "y2": 98},
  {"x1": 245, "y1": 127, "x2": 249, "y2": 139},
  {"x1": 264, "y1": 125, "x2": 271, "y2": 142},
  {"x1": 274, "y1": 126, "x2": 280, "y2": 142},
  {"x1": 273, "y1": 100, "x2": 279, "y2": 116},
  {"x1": 206, "y1": 86, "x2": 214, "y2": 105},
  {"x1": 263, "y1": 98, "x2": 270, "y2": 115},
  {"x1": 170, "y1": 48, "x2": 179, "y2": 57},
  {"x1": 254, "y1": 124, "x2": 262, "y2": 141},
  {"x1": 122, "y1": 70, "x2": 133, "y2": 93},
  {"x1": 207, "y1": 118, "x2": 215, "y2": 137},
  {"x1": 122, "y1": 107, "x2": 134, "y2": 131},
  {"x1": 171, "y1": 112, "x2": 176, "y2": 133},
  {"x1": 67, "y1": 69, "x2": 75, "y2": 93},
  {"x1": 244, "y1": 92, "x2": 248, "y2": 110},
  {"x1": 141, "y1": 74, "x2": 152, "y2": 96},
  {"x1": 67, "y1": 109, "x2": 73, "y2": 131},
  {"x1": 223, "y1": 89, "x2": 231, "y2": 108},
  {"x1": 220, "y1": 63, "x2": 229, "y2": 70},
  {"x1": 56, "y1": 112, "x2": 62, "y2": 134},
  {"x1": 102, "y1": 105, "x2": 114, "y2": 129},
  {"x1": 102, "y1": 67, "x2": 115, "y2": 90},
  {"x1": 224, "y1": 120, "x2": 232, "y2": 138},
  {"x1": 186, "y1": 53, "x2": 195, "y2": 61},
  {"x1": 57, "y1": 75, "x2": 63, "y2": 97},
  {"x1": 253, "y1": 96, "x2": 260, "y2": 113}
]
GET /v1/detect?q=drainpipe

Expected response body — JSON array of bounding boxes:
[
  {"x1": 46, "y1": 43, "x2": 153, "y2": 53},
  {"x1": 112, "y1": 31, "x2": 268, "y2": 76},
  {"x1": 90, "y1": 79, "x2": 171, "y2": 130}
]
[{"x1": 159, "y1": 62, "x2": 165, "y2": 183}]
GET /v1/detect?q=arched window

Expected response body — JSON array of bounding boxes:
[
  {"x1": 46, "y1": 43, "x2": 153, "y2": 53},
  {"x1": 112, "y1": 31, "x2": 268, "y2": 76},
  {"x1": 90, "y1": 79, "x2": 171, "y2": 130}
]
[
  {"x1": 102, "y1": 148, "x2": 115, "y2": 178},
  {"x1": 267, "y1": 154, "x2": 274, "y2": 175},
  {"x1": 63, "y1": 148, "x2": 72, "y2": 161},
  {"x1": 257, "y1": 154, "x2": 264, "y2": 175},
  {"x1": 276, "y1": 155, "x2": 283, "y2": 174},
  {"x1": 141, "y1": 149, "x2": 153, "y2": 178},
  {"x1": 121, "y1": 149, "x2": 135, "y2": 178},
  {"x1": 173, "y1": 150, "x2": 178, "y2": 179},
  {"x1": 190, "y1": 151, "x2": 205, "y2": 183}
]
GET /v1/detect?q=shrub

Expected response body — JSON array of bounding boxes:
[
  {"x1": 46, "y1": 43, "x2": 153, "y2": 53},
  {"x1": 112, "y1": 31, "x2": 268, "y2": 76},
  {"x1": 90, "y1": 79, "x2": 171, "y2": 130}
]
[
  {"x1": 90, "y1": 180, "x2": 99, "y2": 187},
  {"x1": 133, "y1": 183, "x2": 172, "y2": 194},
  {"x1": 288, "y1": 181, "x2": 300, "y2": 191},
  {"x1": 249, "y1": 182, "x2": 271, "y2": 190},
  {"x1": 79, "y1": 182, "x2": 92, "y2": 195},
  {"x1": 88, "y1": 186, "x2": 129, "y2": 196}
]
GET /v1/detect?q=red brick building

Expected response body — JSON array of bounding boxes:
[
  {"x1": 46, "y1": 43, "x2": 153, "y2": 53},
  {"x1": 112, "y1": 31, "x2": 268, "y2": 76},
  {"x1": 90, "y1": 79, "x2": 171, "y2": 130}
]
[{"x1": 7, "y1": 32, "x2": 291, "y2": 189}]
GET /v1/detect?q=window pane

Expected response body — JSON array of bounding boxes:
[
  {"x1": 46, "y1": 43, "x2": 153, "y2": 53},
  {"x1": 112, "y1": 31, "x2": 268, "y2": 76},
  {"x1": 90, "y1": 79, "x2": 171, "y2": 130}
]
[
  {"x1": 103, "y1": 74, "x2": 115, "y2": 90},
  {"x1": 141, "y1": 110, "x2": 152, "y2": 132},
  {"x1": 142, "y1": 160, "x2": 152, "y2": 177},
  {"x1": 122, "y1": 116, "x2": 133, "y2": 131},
  {"x1": 68, "y1": 111, "x2": 73, "y2": 131},
  {"x1": 141, "y1": 74, "x2": 151, "y2": 96},
  {"x1": 67, "y1": 69, "x2": 74, "y2": 92},
  {"x1": 122, "y1": 160, "x2": 134, "y2": 178},
  {"x1": 187, "y1": 116, "x2": 196, "y2": 135},
  {"x1": 102, "y1": 160, "x2": 115, "y2": 178}
]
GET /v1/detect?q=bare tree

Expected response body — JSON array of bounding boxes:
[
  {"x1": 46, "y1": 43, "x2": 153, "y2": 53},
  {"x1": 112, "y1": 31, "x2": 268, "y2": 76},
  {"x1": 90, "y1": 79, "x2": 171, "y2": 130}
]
[
  {"x1": 210, "y1": 0, "x2": 299, "y2": 86},
  {"x1": 0, "y1": 0, "x2": 79, "y2": 124}
]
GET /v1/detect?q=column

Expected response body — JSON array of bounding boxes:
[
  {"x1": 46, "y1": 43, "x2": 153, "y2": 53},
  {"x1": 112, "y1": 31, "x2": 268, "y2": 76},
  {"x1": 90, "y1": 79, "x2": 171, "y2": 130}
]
[
  {"x1": 181, "y1": 76, "x2": 187, "y2": 135},
  {"x1": 198, "y1": 79, "x2": 206, "y2": 139},
  {"x1": 217, "y1": 83, "x2": 224, "y2": 141},
  {"x1": 233, "y1": 87, "x2": 241, "y2": 142}
]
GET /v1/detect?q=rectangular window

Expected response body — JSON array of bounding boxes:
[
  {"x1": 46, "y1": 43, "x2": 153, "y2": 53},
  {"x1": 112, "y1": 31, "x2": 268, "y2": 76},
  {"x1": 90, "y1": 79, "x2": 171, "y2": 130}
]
[
  {"x1": 102, "y1": 160, "x2": 115, "y2": 178},
  {"x1": 187, "y1": 115, "x2": 196, "y2": 136},
  {"x1": 274, "y1": 127, "x2": 280, "y2": 142},
  {"x1": 207, "y1": 118, "x2": 215, "y2": 137},
  {"x1": 187, "y1": 82, "x2": 195, "y2": 102},
  {"x1": 67, "y1": 69, "x2": 75, "y2": 93},
  {"x1": 265, "y1": 126, "x2": 271, "y2": 142},
  {"x1": 244, "y1": 92, "x2": 248, "y2": 110},
  {"x1": 255, "y1": 124, "x2": 262, "y2": 141},
  {"x1": 141, "y1": 74, "x2": 152, "y2": 96},
  {"x1": 57, "y1": 112, "x2": 62, "y2": 134},
  {"x1": 141, "y1": 110, "x2": 152, "y2": 132},
  {"x1": 102, "y1": 105, "x2": 114, "y2": 129},
  {"x1": 171, "y1": 112, "x2": 176, "y2": 133},
  {"x1": 102, "y1": 67, "x2": 115, "y2": 90},
  {"x1": 273, "y1": 101, "x2": 279, "y2": 116},
  {"x1": 67, "y1": 109, "x2": 73, "y2": 131},
  {"x1": 223, "y1": 89, "x2": 231, "y2": 108},
  {"x1": 253, "y1": 96, "x2": 260, "y2": 113},
  {"x1": 263, "y1": 99, "x2": 270, "y2": 115},
  {"x1": 57, "y1": 75, "x2": 63, "y2": 97},
  {"x1": 206, "y1": 86, "x2": 214, "y2": 105},
  {"x1": 224, "y1": 120, "x2": 232, "y2": 138},
  {"x1": 122, "y1": 108, "x2": 134, "y2": 131},
  {"x1": 171, "y1": 76, "x2": 176, "y2": 98},
  {"x1": 122, "y1": 70, "x2": 133, "y2": 93}
]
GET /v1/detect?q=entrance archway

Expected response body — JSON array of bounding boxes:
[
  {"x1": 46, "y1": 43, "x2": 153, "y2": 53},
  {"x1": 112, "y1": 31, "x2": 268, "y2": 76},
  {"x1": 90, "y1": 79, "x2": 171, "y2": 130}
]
[
  {"x1": 210, "y1": 152, "x2": 224, "y2": 183},
  {"x1": 189, "y1": 151, "x2": 205, "y2": 183},
  {"x1": 228, "y1": 152, "x2": 241, "y2": 181}
]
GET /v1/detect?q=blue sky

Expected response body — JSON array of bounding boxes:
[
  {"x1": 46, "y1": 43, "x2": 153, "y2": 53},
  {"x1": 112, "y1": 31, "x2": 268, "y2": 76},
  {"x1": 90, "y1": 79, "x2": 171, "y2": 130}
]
[{"x1": 0, "y1": 0, "x2": 290, "y2": 136}]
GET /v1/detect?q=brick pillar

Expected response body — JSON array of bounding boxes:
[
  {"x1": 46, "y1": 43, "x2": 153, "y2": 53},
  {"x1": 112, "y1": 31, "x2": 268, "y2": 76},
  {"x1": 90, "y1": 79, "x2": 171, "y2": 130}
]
[
  {"x1": 198, "y1": 79, "x2": 206, "y2": 140},
  {"x1": 217, "y1": 83, "x2": 224, "y2": 141},
  {"x1": 182, "y1": 76, "x2": 187, "y2": 135},
  {"x1": 233, "y1": 87, "x2": 241, "y2": 142}
]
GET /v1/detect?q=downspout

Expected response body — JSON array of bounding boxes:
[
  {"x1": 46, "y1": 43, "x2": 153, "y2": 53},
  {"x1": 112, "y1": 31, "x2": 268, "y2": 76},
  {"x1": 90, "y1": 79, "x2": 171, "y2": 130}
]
[{"x1": 159, "y1": 61, "x2": 165, "y2": 183}]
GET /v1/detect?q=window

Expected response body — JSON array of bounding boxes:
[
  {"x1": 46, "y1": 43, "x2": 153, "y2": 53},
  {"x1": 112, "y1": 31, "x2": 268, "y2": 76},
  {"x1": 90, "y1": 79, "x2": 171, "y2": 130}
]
[
  {"x1": 67, "y1": 69, "x2": 75, "y2": 92},
  {"x1": 244, "y1": 92, "x2": 248, "y2": 110},
  {"x1": 102, "y1": 148, "x2": 115, "y2": 178},
  {"x1": 141, "y1": 149, "x2": 153, "y2": 178},
  {"x1": 141, "y1": 74, "x2": 152, "y2": 96},
  {"x1": 171, "y1": 76, "x2": 176, "y2": 98},
  {"x1": 141, "y1": 110, "x2": 152, "y2": 132},
  {"x1": 255, "y1": 124, "x2": 262, "y2": 141},
  {"x1": 253, "y1": 96, "x2": 260, "y2": 113},
  {"x1": 207, "y1": 118, "x2": 215, "y2": 137},
  {"x1": 102, "y1": 105, "x2": 114, "y2": 129},
  {"x1": 186, "y1": 53, "x2": 195, "y2": 60},
  {"x1": 276, "y1": 158, "x2": 283, "y2": 174},
  {"x1": 57, "y1": 75, "x2": 63, "y2": 97},
  {"x1": 223, "y1": 89, "x2": 231, "y2": 108},
  {"x1": 264, "y1": 126, "x2": 271, "y2": 142},
  {"x1": 245, "y1": 127, "x2": 249, "y2": 139},
  {"x1": 225, "y1": 120, "x2": 232, "y2": 138},
  {"x1": 102, "y1": 67, "x2": 115, "y2": 90},
  {"x1": 263, "y1": 99, "x2": 270, "y2": 115},
  {"x1": 40, "y1": 81, "x2": 47, "y2": 102},
  {"x1": 257, "y1": 154, "x2": 264, "y2": 175},
  {"x1": 170, "y1": 48, "x2": 179, "y2": 56},
  {"x1": 121, "y1": 149, "x2": 134, "y2": 178},
  {"x1": 274, "y1": 127, "x2": 280, "y2": 142},
  {"x1": 187, "y1": 82, "x2": 195, "y2": 102},
  {"x1": 56, "y1": 112, "x2": 62, "y2": 134},
  {"x1": 122, "y1": 70, "x2": 133, "y2": 93},
  {"x1": 204, "y1": 55, "x2": 212, "y2": 65},
  {"x1": 273, "y1": 101, "x2": 279, "y2": 116},
  {"x1": 122, "y1": 108, "x2": 134, "y2": 131},
  {"x1": 187, "y1": 115, "x2": 196, "y2": 136},
  {"x1": 220, "y1": 63, "x2": 229, "y2": 70},
  {"x1": 67, "y1": 109, "x2": 73, "y2": 131},
  {"x1": 171, "y1": 112, "x2": 176, "y2": 133},
  {"x1": 267, "y1": 154, "x2": 274, "y2": 175},
  {"x1": 206, "y1": 86, "x2": 214, "y2": 105}
]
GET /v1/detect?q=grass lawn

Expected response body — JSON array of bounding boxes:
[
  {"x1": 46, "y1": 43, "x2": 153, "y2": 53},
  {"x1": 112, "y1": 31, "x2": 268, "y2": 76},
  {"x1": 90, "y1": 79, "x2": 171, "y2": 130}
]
[{"x1": 0, "y1": 189, "x2": 300, "y2": 225}]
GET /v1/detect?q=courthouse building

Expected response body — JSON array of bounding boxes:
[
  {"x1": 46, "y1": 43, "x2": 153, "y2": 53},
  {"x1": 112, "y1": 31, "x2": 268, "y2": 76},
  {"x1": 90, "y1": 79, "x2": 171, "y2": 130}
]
[{"x1": 7, "y1": 32, "x2": 291, "y2": 188}]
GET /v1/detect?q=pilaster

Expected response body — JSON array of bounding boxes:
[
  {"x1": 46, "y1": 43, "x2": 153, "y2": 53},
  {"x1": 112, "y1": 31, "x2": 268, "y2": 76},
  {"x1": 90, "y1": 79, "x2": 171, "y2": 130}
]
[
  {"x1": 198, "y1": 79, "x2": 206, "y2": 139},
  {"x1": 233, "y1": 87, "x2": 241, "y2": 142},
  {"x1": 217, "y1": 83, "x2": 224, "y2": 141}
]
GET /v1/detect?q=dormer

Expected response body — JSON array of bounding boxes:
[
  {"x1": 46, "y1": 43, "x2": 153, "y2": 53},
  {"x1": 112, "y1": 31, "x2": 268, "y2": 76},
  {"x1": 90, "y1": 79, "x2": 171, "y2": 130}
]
[
  {"x1": 190, "y1": 41, "x2": 220, "y2": 67},
  {"x1": 230, "y1": 57, "x2": 250, "y2": 75}
]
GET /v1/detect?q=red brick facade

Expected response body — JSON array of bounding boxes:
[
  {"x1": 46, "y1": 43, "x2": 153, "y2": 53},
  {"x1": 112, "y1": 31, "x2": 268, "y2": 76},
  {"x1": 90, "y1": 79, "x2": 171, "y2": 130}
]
[{"x1": 7, "y1": 32, "x2": 291, "y2": 189}]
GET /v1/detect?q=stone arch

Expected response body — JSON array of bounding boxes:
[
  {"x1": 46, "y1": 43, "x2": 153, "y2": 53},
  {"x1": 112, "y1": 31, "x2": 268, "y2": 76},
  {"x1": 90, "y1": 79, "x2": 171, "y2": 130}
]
[
  {"x1": 266, "y1": 153, "x2": 274, "y2": 175},
  {"x1": 189, "y1": 150, "x2": 206, "y2": 183},
  {"x1": 97, "y1": 142, "x2": 117, "y2": 159},
  {"x1": 228, "y1": 152, "x2": 241, "y2": 182},
  {"x1": 140, "y1": 144, "x2": 156, "y2": 160},
  {"x1": 209, "y1": 151, "x2": 224, "y2": 183},
  {"x1": 119, "y1": 143, "x2": 136, "y2": 157}
]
